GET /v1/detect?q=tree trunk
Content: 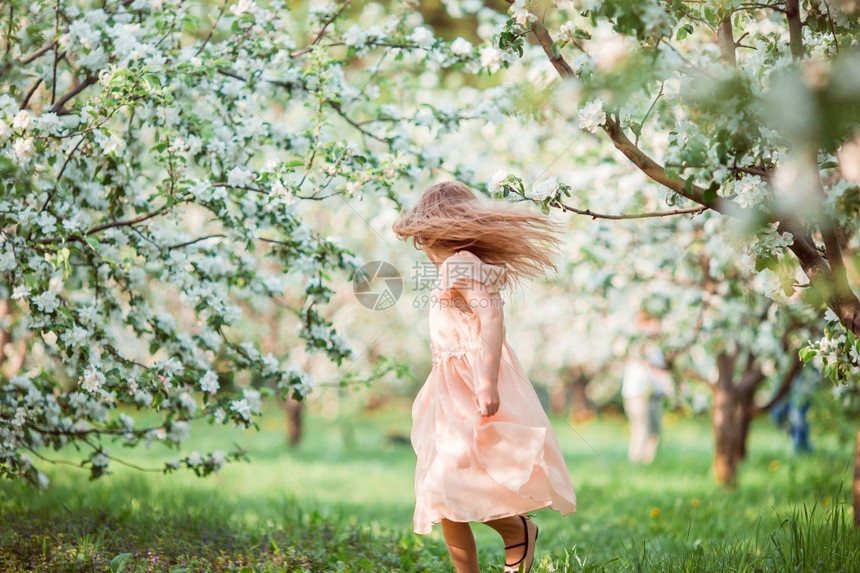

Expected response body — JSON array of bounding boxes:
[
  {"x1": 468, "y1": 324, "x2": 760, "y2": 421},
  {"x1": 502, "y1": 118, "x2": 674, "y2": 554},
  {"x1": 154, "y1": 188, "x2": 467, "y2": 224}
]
[
  {"x1": 713, "y1": 383, "x2": 745, "y2": 488},
  {"x1": 284, "y1": 397, "x2": 304, "y2": 447},
  {"x1": 570, "y1": 371, "x2": 593, "y2": 422},
  {"x1": 711, "y1": 351, "x2": 762, "y2": 487},
  {"x1": 854, "y1": 425, "x2": 860, "y2": 526}
]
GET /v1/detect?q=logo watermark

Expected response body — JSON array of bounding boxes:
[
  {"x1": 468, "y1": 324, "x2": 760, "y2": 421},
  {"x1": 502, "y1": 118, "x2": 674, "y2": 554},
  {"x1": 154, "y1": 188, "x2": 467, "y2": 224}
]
[
  {"x1": 353, "y1": 261, "x2": 403, "y2": 310},
  {"x1": 353, "y1": 259, "x2": 505, "y2": 311}
]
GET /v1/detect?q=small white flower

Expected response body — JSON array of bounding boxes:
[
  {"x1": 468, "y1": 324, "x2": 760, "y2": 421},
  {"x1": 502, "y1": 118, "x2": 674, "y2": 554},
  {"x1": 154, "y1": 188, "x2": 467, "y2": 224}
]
[
  {"x1": 343, "y1": 25, "x2": 368, "y2": 48},
  {"x1": 32, "y1": 290, "x2": 59, "y2": 313},
  {"x1": 409, "y1": 26, "x2": 435, "y2": 50},
  {"x1": 61, "y1": 325, "x2": 89, "y2": 348},
  {"x1": 81, "y1": 365, "x2": 105, "y2": 392},
  {"x1": 488, "y1": 170, "x2": 508, "y2": 196},
  {"x1": 227, "y1": 166, "x2": 254, "y2": 187},
  {"x1": 230, "y1": 398, "x2": 252, "y2": 421},
  {"x1": 528, "y1": 177, "x2": 560, "y2": 201},
  {"x1": 200, "y1": 370, "x2": 220, "y2": 394},
  {"x1": 451, "y1": 37, "x2": 473, "y2": 57},
  {"x1": 480, "y1": 46, "x2": 502, "y2": 72},
  {"x1": 187, "y1": 450, "x2": 203, "y2": 466},
  {"x1": 510, "y1": 0, "x2": 536, "y2": 26},
  {"x1": 11, "y1": 285, "x2": 30, "y2": 300},
  {"x1": 100, "y1": 134, "x2": 121, "y2": 154},
  {"x1": 229, "y1": 0, "x2": 258, "y2": 17},
  {"x1": 577, "y1": 98, "x2": 606, "y2": 134},
  {"x1": 211, "y1": 449, "x2": 227, "y2": 469},
  {"x1": 168, "y1": 420, "x2": 191, "y2": 443},
  {"x1": 179, "y1": 392, "x2": 198, "y2": 415},
  {"x1": 243, "y1": 387, "x2": 262, "y2": 412},
  {"x1": 91, "y1": 453, "x2": 109, "y2": 468},
  {"x1": 37, "y1": 472, "x2": 50, "y2": 488},
  {"x1": 13, "y1": 137, "x2": 36, "y2": 163},
  {"x1": 13, "y1": 110, "x2": 31, "y2": 131},
  {"x1": 34, "y1": 112, "x2": 60, "y2": 133}
]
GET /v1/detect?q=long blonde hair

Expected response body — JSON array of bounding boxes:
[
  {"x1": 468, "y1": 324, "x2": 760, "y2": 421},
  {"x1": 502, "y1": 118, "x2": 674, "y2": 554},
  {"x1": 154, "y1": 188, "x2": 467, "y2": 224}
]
[{"x1": 392, "y1": 181, "x2": 563, "y2": 290}]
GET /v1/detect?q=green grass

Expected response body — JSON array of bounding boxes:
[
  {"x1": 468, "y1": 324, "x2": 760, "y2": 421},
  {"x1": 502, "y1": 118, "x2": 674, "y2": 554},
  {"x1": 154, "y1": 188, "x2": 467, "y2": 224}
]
[{"x1": 1, "y1": 401, "x2": 859, "y2": 572}]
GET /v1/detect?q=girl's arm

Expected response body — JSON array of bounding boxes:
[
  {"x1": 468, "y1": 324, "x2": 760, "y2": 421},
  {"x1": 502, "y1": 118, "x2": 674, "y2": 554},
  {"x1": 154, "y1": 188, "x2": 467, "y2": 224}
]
[{"x1": 453, "y1": 279, "x2": 504, "y2": 417}]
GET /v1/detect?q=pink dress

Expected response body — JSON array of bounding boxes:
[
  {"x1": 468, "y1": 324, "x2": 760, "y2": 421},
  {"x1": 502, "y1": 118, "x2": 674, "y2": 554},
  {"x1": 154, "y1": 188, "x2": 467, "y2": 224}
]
[{"x1": 411, "y1": 250, "x2": 577, "y2": 535}]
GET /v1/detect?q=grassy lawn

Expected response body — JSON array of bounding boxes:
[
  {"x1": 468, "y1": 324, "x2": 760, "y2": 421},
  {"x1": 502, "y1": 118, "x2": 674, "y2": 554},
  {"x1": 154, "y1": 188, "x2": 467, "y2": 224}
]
[{"x1": 1, "y1": 400, "x2": 858, "y2": 572}]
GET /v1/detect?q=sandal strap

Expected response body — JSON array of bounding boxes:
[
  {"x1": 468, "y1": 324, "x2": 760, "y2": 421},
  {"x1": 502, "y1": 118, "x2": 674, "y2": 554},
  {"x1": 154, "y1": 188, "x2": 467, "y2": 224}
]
[{"x1": 504, "y1": 515, "x2": 531, "y2": 567}]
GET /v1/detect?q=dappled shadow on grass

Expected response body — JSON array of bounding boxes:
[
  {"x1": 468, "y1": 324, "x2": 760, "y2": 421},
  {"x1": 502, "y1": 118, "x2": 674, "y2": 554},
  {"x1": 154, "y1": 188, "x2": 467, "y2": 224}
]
[{"x1": 0, "y1": 475, "x2": 449, "y2": 573}]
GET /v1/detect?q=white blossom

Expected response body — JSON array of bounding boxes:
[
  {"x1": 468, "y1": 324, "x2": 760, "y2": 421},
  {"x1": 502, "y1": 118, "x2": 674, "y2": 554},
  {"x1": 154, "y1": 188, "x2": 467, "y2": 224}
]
[
  {"x1": 31, "y1": 290, "x2": 59, "y2": 314},
  {"x1": 13, "y1": 138, "x2": 36, "y2": 163},
  {"x1": 451, "y1": 37, "x2": 473, "y2": 57},
  {"x1": 577, "y1": 98, "x2": 606, "y2": 133},
  {"x1": 81, "y1": 365, "x2": 106, "y2": 392},
  {"x1": 343, "y1": 25, "x2": 368, "y2": 48},
  {"x1": 13, "y1": 110, "x2": 31, "y2": 131},
  {"x1": 410, "y1": 26, "x2": 435, "y2": 50},
  {"x1": 11, "y1": 285, "x2": 30, "y2": 300},
  {"x1": 227, "y1": 166, "x2": 254, "y2": 187},
  {"x1": 200, "y1": 370, "x2": 220, "y2": 394},
  {"x1": 230, "y1": 398, "x2": 252, "y2": 421},
  {"x1": 528, "y1": 177, "x2": 560, "y2": 201}
]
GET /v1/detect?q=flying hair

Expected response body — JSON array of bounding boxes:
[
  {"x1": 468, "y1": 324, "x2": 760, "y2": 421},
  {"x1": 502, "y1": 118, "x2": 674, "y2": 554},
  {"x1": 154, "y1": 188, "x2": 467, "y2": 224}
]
[{"x1": 392, "y1": 181, "x2": 563, "y2": 292}]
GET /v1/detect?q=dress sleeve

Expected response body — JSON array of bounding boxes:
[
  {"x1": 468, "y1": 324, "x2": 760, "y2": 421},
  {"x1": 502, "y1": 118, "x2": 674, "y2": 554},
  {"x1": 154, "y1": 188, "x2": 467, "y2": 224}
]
[{"x1": 439, "y1": 250, "x2": 507, "y2": 296}]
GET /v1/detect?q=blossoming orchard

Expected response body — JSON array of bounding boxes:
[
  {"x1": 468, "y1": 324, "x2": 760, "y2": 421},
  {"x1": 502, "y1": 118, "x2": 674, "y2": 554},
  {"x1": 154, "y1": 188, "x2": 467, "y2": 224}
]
[{"x1": 0, "y1": 0, "x2": 859, "y2": 568}]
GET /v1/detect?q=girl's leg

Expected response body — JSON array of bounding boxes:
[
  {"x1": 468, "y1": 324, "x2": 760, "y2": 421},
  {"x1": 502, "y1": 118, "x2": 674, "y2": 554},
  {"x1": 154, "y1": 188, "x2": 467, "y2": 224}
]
[
  {"x1": 441, "y1": 519, "x2": 479, "y2": 573},
  {"x1": 484, "y1": 515, "x2": 529, "y2": 566}
]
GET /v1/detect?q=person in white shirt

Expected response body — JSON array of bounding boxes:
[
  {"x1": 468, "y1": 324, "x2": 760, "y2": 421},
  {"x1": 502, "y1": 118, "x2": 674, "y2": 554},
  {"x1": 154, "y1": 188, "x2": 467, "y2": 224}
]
[{"x1": 622, "y1": 341, "x2": 671, "y2": 464}]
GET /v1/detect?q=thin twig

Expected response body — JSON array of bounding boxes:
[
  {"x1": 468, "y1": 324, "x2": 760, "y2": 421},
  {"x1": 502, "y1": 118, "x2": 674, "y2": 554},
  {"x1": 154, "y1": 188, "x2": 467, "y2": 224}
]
[
  {"x1": 19, "y1": 78, "x2": 43, "y2": 110},
  {"x1": 51, "y1": 75, "x2": 98, "y2": 114},
  {"x1": 195, "y1": 1, "x2": 227, "y2": 56},
  {"x1": 552, "y1": 198, "x2": 708, "y2": 220},
  {"x1": 288, "y1": 0, "x2": 352, "y2": 58},
  {"x1": 20, "y1": 42, "x2": 53, "y2": 65},
  {"x1": 50, "y1": 0, "x2": 60, "y2": 105}
]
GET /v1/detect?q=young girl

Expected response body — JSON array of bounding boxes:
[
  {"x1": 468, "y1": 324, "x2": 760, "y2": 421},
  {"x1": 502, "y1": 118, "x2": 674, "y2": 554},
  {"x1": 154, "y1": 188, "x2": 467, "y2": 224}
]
[{"x1": 393, "y1": 181, "x2": 577, "y2": 573}]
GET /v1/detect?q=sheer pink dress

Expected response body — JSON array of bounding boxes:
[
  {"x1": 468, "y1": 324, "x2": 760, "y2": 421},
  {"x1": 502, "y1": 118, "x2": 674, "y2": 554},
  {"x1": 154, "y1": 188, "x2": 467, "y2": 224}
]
[{"x1": 411, "y1": 250, "x2": 577, "y2": 535}]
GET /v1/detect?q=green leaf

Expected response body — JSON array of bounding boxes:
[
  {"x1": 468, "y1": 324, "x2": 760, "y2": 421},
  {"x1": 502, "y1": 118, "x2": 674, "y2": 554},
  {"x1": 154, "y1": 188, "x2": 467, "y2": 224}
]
[
  {"x1": 798, "y1": 346, "x2": 816, "y2": 364},
  {"x1": 109, "y1": 553, "x2": 133, "y2": 573},
  {"x1": 754, "y1": 255, "x2": 778, "y2": 272}
]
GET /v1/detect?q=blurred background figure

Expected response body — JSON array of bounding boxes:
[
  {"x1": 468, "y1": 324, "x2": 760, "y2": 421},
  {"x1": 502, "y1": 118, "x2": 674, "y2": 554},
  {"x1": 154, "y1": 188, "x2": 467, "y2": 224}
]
[
  {"x1": 771, "y1": 363, "x2": 820, "y2": 454},
  {"x1": 622, "y1": 311, "x2": 672, "y2": 464}
]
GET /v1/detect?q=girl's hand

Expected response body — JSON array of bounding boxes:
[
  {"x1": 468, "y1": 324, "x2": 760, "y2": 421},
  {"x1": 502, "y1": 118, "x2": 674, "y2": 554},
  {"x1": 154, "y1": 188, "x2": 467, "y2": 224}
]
[{"x1": 477, "y1": 382, "x2": 500, "y2": 417}]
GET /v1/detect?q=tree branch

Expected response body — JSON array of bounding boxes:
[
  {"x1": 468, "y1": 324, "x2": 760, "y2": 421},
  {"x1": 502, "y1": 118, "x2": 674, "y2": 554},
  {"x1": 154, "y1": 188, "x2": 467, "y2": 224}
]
[
  {"x1": 602, "y1": 117, "x2": 744, "y2": 216},
  {"x1": 528, "y1": 16, "x2": 746, "y2": 217},
  {"x1": 19, "y1": 78, "x2": 42, "y2": 110},
  {"x1": 717, "y1": 16, "x2": 736, "y2": 65},
  {"x1": 20, "y1": 42, "x2": 53, "y2": 65},
  {"x1": 780, "y1": 218, "x2": 860, "y2": 335},
  {"x1": 551, "y1": 198, "x2": 707, "y2": 220},
  {"x1": 51, "y1": 75, "x2": 98, "y2": 114}
]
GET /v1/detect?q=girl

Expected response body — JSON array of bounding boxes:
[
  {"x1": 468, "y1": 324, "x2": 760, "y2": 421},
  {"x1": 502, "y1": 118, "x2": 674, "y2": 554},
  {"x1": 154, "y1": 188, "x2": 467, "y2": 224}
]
[{"x1": 393, "y1": 181, "x2": 577, "y2": 573}]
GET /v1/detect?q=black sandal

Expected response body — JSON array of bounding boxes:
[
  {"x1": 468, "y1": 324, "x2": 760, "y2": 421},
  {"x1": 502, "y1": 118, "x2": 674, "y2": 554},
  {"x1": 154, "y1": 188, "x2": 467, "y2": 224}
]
[{"x1": 503, "y1": 515, "x2": 539, "y2": 573}]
